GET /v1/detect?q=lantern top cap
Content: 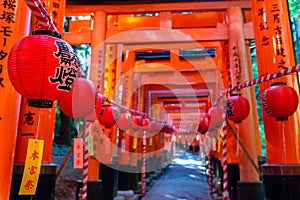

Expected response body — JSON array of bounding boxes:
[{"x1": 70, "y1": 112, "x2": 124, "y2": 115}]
[
  {"x1": 271, "y1": 82, "x2": 287, "y2": 86},
  {"x1": 229, "y1": 93, "x2": 241, "y2": 97},
  {"x1": 32, "y1": 30, "x2": 61, "y2": 39}
]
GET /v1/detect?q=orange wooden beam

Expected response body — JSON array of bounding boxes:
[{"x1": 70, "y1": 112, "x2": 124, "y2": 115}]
[{"x1": 65, "y1": 1, "x2": 251, "y2": 16}]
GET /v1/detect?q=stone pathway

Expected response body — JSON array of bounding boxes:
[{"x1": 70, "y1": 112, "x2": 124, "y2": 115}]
[{"x1": 143, "y1": 150, "x2": 214, "y2": 200}]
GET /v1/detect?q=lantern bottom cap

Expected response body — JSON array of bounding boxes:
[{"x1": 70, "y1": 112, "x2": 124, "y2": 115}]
[
  {"x1": 28, "y1": 99, "x2": 53, "y2": 108},
  {"x1": 276, "y1": 117, "x2": 288, "y2": 121}
]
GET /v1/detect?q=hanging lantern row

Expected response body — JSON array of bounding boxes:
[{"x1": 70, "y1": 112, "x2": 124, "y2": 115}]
[
  {"x1": 7, "y1": 31, "x2": 298, "y2": 132},
  {"x1": 55, "y1": 79, "x2": 173, "y2": 133}
]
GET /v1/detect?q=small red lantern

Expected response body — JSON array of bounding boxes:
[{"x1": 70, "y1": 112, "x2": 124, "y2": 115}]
[
  {"x1": 132, "y1": 115, "x2": 143, "y2": 130},
  {"x1": 116, "y1": 112, "x2": 132, "y2": 131},
  {"x1": 142, "y1": 117, "x2": 150, "y2": 130},
  {"x1": 198, "y1": 114, "x2": 210, "y2": 134},
  {"x1": 8, "y1": 30, "x2": 79, "y2": 108},
  {"x1": 226, "y1": 94, "x2": 250, "y2": 123},
  {"x1": 85, "y1": 93, "x2": 104, "y2": 122},
  {"x1": 97, "y1": 105, "x2": 117, "y2": 128},
  {"x1": 262, "y1": 82, "x2": 299, "y2": 121},
  {"x1": 208, "y1": 106, "x2": 224, "y2": 129},
  {"x1": 58, "y1": 77, "x2": 97, "y2": 118}
]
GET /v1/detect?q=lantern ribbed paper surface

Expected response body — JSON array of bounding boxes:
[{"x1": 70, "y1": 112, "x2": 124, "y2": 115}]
[
  {"x1": 262, "y1": 82, "x2": 299, "y2": 121},
  {"x1": 59, "y1": 77, "x2": 97, "y2": 118},
  {"x1": 8, "y1": 30, "x2": 79, "y2": 107},
  {"x1": 97, "y1": 105, "x2": 117, "y2": 128},
  {"x1": 198, "y1": 114, "x2": 209, "y2": 134},
  {"x1": 225, "y1": 95, "x2": 250, "y2": 123},
  {"x1": 132, "y1": 115, "x2": 143, "y2": 130}
]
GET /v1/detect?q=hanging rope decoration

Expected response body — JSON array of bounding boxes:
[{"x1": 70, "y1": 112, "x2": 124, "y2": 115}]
[
  {"x1": 222, "y1": 129, "x2": 229, "y2": 200},
  {"x1": 224, "y1": 64, "x2": 300, "y2": 94},
  {"x1": 24, "y1": 0, "x2": 58, "y2": 32},
  {"x1": 24, "y1": 0, "x2": 300, "y2": 125}
]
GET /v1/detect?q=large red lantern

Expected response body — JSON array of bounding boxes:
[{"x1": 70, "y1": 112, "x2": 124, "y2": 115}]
[
  {"x1": 97, "y1": 105, "x2": 117, "y2": 128},
  {"x1": 226, "y1": 94, "x2": 250, "y2": 123},
  {"x1": 262, "y1": 82, "x2": 299, "y2": 121},
  {"x1": 116, "y1": 112, "x2": 132, "y2": 131},
  {"x1": 208, "y1": 106, "x2": 224, "y2": 129},
  {"x1": 8, "y1": 30, "x2": 79, "y2": 108},
  {"x1": 198, "y1": 114, "x2": 210, "y2": 134},
  {"x1": 58, "y1": 77, "x2": 97, "y2": 118}
]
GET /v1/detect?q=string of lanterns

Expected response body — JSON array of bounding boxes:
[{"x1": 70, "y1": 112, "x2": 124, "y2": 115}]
[
  {"x1": 197, "y1": 64, "x2": 300, "y2": 134},
  {"x1": 8, "y1": 0, "x2": 300, "y2": 134},
  {"x1": 7, "y1": 28, "x2": 300, "y2": 133}
]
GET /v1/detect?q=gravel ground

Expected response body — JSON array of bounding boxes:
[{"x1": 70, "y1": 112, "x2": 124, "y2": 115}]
[{"x1": 52, "y1": 145, "x2": 81, "y2": 200}]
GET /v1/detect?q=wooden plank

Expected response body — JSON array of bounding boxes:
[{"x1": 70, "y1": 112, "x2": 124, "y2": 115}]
[
  {"x1": 122, "y1": 41, "x2": 221, "y2": 51},
  {"x1": 105, "y1": 28, "x2": 229, "y2": 43},
  {"x1": 63, "y1": 31, "x2": 91, "y2": 45},
  {"x1": 172, "y1": 12, "x2": 226, "y2": 28},
  {"x1": 63, "y1": 21, "x2": 253, "y2": 46},
  {"x1": 65, "y1": 1, "x2": 251, "y2": 16}
]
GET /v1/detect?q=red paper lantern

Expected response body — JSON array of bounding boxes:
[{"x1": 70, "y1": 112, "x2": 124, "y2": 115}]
[
  {"x1": 132, "y1": 115, "x2": 143, "y2": 130},
  {"x1": 85, "y1": 93, "x2": 104, "y2": 122},
  {"x1": 142, "y1": 118, "x2": 150, "y2": 130},
  {"x1": 116, "y1": 112, "x2": 132, "y2": 131},
  {"x1": 8, "y1": 30, "x2": 79, "y2": 108},
  {"x1": 198, "y1": 114, "x2": 210, "y2": 134},
  {"x1": 262, "y1": 82, "x2": 299, "y2": 121},
  {"x1": 208, "y1": 106, "x2": 224, "y2": 129},
  {"x1": 97, "y1": 105, "x2": 117, "y2": 128},
  {"x1": 226, "y1": 94, "x2": 250, "y2": 123},
  {"x1": 58, "y1": 77, "x2": 97, "y2": 118}
]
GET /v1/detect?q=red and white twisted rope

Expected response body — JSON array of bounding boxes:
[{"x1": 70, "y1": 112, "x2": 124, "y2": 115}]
[
  {"x1": 24, "y1": 0, "x2": 58, "y2": 32},
  {"x1": 82, "y1": 122, "x2": 91, "y2": 200},
  {"x1": 225, "y1": 64, "x2": 300, "y2": 93},
  {"x1": 141, "y1": 130, "x2": 147, "y2": 197},
  {"x1": 208, "y1": 151, "x2": 213, "y2": 195},
  {"x1": 222, "y1": 130, "x2": 229, "y2": 200}
]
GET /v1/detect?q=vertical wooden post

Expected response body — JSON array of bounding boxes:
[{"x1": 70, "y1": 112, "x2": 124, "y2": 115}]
[
  {"x1": 250, "y1": 0, "x2": 300, "y2": 199},
  {"x1": 250, "y1": 0, "x2": 300, "y2": 165},
  {"x1": 0, "y1": 0, "x2": 30, "y2": 198},
  {"x1": 227, "y1": 6, "x2": 265, "y2": 200},
  {"x1": 89, "y1": 10, "x2": 107, "y2": 180},
  {"x1": 119, "y1": 51, "x2": 135, "y2": 165},
  {"x1": 227, "y1": 6, "x2": 260, "y2": 182}
]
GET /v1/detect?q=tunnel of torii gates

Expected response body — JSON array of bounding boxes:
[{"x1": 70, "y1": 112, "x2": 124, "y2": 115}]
[{"x1": 0, "y1": 0, "x2": 300, "y2": 199}]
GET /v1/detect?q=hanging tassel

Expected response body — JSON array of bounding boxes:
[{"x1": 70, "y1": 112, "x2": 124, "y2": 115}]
[
  {"x1": 236, "y1": 124, "x2": 240, "y2": 155},
  {"x1": 281, "y1": 121, "x2": 287, "y2": 164}
]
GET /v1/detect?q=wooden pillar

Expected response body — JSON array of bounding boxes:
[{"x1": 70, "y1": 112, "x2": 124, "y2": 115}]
[
  {"x1": 227, "y1": 6, "x2": 260, "y2": 182},
  {"x1": 89, "y1": 10, "x2": 107, "y2": 180},
  {"x1": 119, "y1": 51, "x2": 135, "y2": 165},
  {"x1": 250, "y1": 0, "x2": 300, "y2": 199},
  {"x1": 101, "y1": 43, "x2": 118, "y2": 165},
  {"x1": 0, "y1": 0, "x2": 30, "y2": 198},
  {"x1": 251, "y1": 0, "x2": 300, "y2": 165}
]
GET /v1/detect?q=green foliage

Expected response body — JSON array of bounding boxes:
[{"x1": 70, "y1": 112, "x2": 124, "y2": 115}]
[
  {"x1": 249, "y1": 40, "x2": 266, "y2": 156},
  {"x1": 288, "y1": 0, "x2": 300, "y2": 20}
]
